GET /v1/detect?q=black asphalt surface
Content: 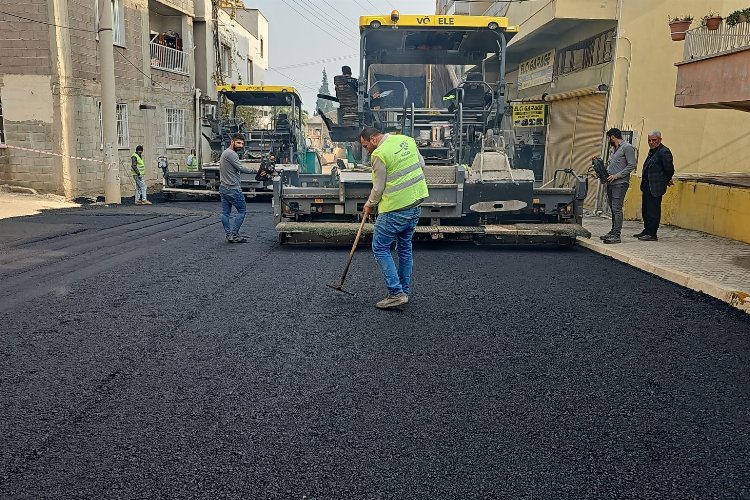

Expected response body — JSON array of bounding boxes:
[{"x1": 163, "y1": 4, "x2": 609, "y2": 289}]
[{"x1": 1, "y1": 200, "x2": 749, "y2": 499}]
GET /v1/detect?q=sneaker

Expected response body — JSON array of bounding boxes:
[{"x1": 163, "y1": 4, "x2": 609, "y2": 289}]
[
  {"x1": 134, "y1": 200, "x2": 144, "y2": 205},
  {"x1": 231, "y1": 234, "x2": 247, "y2": 243},
  {"x1": 226, "y1": 234, "x2": 234, "y2": 243},
  {"x1": 638, "y1": 234, "x2": 658, "y2": 241},
  {"x1": 375, "y1": 293, "x2": 408, "y2": 309},
  {"x1": 633, "y1": 231, "x2": 647, "y2": 238},
  {"x1": 603, "y1": 235, "x2": 621, "y2": 244},
  {"x1": 142, "y1": 200, "x2": 152, "y2": 205},
  {"x1": 599, "y1": 232, "x2": 612, "y2": 240}
]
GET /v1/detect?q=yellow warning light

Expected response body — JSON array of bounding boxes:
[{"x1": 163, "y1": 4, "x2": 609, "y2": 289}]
[
  {"x1": 533, "y1": 198, "x2": 540, "y2": 204},
  {"x1": 391, "y1": 10, "x2": 400, "y2": 23}
]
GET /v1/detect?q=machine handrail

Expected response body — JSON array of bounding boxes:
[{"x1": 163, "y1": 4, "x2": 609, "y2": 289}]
[{"x1": 368, "y1": 80, "x2": 409, "y2": 132}]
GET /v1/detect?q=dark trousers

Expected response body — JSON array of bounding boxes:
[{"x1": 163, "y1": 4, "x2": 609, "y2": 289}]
[{"x1": 641, "y1": 184, "x2": 663, "y2": 236}]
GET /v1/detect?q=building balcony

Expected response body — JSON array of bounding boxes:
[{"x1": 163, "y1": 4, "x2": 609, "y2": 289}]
[
  {"x1": 675, "y1": 24, "x2": 750, "y2": 112},
  {"x1": 150, "y1": 42, "x2": 189, "y2": 75},
  {"x1": 501, "y1": 0, "x2": 617, "y2": 69}
]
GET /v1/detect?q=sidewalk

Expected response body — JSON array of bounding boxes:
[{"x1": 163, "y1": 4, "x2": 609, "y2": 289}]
[
  {"x1": 580, "y1": 216, "x2": 750, "y2": 314},
  {"x1": 0, "y1": 187, "x2": 79, "y2": 220}
]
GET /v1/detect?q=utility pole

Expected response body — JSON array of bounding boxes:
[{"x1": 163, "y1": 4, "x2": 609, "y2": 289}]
[{"x1": 98, "y1": 0, "x2": 121, "y2": 203}]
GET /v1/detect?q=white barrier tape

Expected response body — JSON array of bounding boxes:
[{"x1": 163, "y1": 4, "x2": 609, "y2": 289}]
[{"x1": 1, "y1": 143, "x2": 108, "y2": 164}]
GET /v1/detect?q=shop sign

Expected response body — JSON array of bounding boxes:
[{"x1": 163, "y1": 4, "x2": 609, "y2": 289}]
[
  {"x1": 518, "y1": 49, "x2": 555, "y2": 90},
  {"x1": 512, "y1": 103, "x2": 547, "y2": 127}
]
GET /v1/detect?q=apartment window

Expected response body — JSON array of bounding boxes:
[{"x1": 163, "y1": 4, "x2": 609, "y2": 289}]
[
  {"x1": 116, "y1": 104, "x2": 129, "y2": 148},
  {"x1": 95, "y1": 0, "x2": 126, "y2": 46},
  {"x1": 165, "y1": 108, "x2": 185, "y2": 148},
  {"x1": 260, "y1": 37, "x2": 264, "y2": 58},
  {"x1": 221, "y1": 44, "x2": 232, "y2": 78},
  {"x1": 247, "y1": 58, "x2": 253, "y2": 84},
  {"x1": 98, "y1": 102, "x2": 129, "y2": 149},
  {"x1": 0, "y1": 96, "x2": 5, "y2": 145}
]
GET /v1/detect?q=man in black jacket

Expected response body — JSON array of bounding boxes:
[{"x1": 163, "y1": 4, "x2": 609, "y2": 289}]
[{"x1": 634, "y1": 130, "x2": 674, "y2": 241}]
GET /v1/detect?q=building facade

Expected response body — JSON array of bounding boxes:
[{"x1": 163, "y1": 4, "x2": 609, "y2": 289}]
[
  {"x1": 0, "y1": 0, "x2": 269, "y2": 199},
  {"x1": 438, "y1": 0, "x2": 750, "y2": 242},
  {"x1": 0, "y1": 0, "x2": 199, "y2": 198}
]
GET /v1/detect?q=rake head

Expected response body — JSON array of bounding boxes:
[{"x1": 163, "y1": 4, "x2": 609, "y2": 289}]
[{"x1": 326, "y1": 282, "x2": 355, "y2": 296}]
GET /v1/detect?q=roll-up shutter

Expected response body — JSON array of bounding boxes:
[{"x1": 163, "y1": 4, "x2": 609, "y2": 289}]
[{"x1": 544, "y1": 93, "x2": 607, "y2": 209}]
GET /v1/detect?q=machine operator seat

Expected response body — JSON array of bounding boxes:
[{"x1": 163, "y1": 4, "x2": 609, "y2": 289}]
[{"x1": 334, "y1": 75, "x2": 358, "y2": 125}]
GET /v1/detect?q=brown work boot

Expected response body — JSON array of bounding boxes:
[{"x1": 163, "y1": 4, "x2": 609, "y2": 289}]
[
  {"x1": 375, "y1": 293, "x2": 408, "y2": 310},
  {"x1": 142, "y1": 200, "x2": 152, "y2": 205},
  {"x1": 134, "y1": 200, "x2": 144, "y2": 205}
]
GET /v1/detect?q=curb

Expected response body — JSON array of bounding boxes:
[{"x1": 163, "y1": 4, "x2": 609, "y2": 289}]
[{"x1": 577, "y1": 237, "x2": 750, "y2": 315}]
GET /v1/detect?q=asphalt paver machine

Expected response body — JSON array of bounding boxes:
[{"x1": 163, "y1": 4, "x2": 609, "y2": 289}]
[
  {"x1": 273, "y1": 14, "x2": 589, "y2": 244},
  {"x1": 162, "y1": 85, "x2": 320, "y2": 198}
]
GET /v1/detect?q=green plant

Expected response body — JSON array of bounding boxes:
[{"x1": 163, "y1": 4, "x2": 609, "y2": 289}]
[
  {"x1": 669, "y1": 14, "x2": 694, "y2": 23},
  {"x1": 726, "y1": 8, "x2": 750, "y2": 27}
]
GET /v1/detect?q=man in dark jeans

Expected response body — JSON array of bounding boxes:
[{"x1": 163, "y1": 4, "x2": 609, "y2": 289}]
[
  {"x1": 219, "y1": 133, "x2": 254, "y2": 243},
  {"x1": 634, "y1": 130, "x2": 674, "y2": 241},
  {"x1": 601, "y1": 128, "x2": 636, "y2": 244}
]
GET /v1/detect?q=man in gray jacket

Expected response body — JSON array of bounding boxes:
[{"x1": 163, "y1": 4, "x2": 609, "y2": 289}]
[
  {"x1": 219, "y1": 133, "x2": 255, "y2": 243},
  {"x1": 601, "y1": 128, "x2": 636, "y2": 244}
]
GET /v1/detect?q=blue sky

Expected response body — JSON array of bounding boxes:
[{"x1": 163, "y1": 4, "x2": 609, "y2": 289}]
[{"x1": 247, "y1": 0, "x2": 437, "y2": 113}]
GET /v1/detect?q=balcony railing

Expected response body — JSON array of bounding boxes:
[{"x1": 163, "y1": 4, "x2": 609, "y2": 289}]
[
  {"x1": 684, "y1": 22, "x2": 750, "y2": 61},
  {"x1": 150, "y1": 42, "x2": 189, "y2": 75}
]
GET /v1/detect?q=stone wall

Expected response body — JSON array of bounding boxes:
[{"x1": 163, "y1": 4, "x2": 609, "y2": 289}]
[{"x1": 0, "y1": 2, "x2": 53, "y2": 76}]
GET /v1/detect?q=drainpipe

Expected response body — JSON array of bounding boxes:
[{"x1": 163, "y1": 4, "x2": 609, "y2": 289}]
[
  {"x1": 598, "y1": 0, "x2": 631, "y2": 213},
  {"x1": 194, "y1": 87, "x2": 201, "y2": 163}
]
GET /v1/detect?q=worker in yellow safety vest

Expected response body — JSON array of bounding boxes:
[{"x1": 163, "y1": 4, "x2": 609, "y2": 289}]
[
  {"x1": 131, "y1": 145, "x2": 151, "y2": 205},
  {"x1": 186, "y1": 148, "x2": 199, "y2": 172},
  {"x1": 360, "y1": 127, "x2": 429, "y2": 310}
]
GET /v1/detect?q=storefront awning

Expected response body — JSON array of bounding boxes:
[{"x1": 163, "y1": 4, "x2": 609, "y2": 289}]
[{"x1": 518, "y1": 85, "x2": 607, "y2": 103}]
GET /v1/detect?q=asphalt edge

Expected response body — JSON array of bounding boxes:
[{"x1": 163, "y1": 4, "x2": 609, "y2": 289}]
[{"x1": 577, "y1": 237, "x2": 750, "y2": 315}]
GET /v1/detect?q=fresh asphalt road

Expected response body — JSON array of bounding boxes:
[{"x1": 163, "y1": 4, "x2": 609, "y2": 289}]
[{"x1": 1, "y1": 200, "x2": 749, "y2": 499}]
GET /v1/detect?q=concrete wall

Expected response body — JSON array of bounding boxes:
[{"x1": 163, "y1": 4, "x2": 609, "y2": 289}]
[
  {"x1": 0, "y1": 0, "x2": 196, "y2": 198},
  {"x1": 610, "y1": 0, "x2": 750, "y2": 240}
]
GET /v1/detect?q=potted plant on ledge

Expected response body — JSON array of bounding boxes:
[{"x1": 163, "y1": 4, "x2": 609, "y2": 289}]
[
  {"x1": 702, "y1": 9, "x2": 723, "y2": 30},
  {"x1": 669, "y1": 15, "x2": 694, "y2": 41},
  {"x1": 726, "y1": 8, "x2": 750, "y2": 27}
]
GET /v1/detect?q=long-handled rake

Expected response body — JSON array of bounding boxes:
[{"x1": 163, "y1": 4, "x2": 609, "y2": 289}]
[{"x1": 326, "y1": 215, "x2": 368, "y2": 295}]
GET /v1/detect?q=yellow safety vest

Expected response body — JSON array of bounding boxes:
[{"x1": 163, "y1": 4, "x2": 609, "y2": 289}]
[
  {"x1": 370, "y1": 134, "x2": 429, "y2": 213},
  {"x1": 132, "y1": 152, "x2": 145, "y2": 176},
  {"x1": 187, "y1": 155, "x2": 199, "y2": 172}
]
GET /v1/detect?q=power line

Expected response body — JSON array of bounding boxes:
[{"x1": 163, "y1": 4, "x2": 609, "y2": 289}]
[
  {"x1": 267, "y1": 68, "x2": 319, "y2": 92},
  {"x1": 292, "y1": 0, "x2": 356, "y2": 35},
  {"x1": 278, "y1": 0, "x2": 357, "y2": 50},
  {"x1": 271, "y1": 54, "x2": 357, "y2": 71},
  {"x1": 0, "y1": 9, "x2": 97, "y2": 32},
  {"x1": 350, "y1": 0, "x2": 374, "y2": 14},
  {"x1": 363, "y1": 0, "x2": 387, "y2": 12}
]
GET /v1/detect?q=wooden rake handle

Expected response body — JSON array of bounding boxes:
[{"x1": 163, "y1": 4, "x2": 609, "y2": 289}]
[{"x1": 336, "y1": 215, "x2": 368, "y2": 287}]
